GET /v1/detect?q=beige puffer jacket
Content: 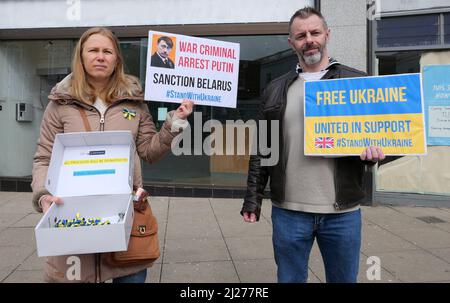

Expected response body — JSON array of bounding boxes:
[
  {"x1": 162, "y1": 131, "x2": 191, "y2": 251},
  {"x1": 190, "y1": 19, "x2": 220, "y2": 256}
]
[{"x1": 31, "y1": 74, "x2": 182, "y2": 282}]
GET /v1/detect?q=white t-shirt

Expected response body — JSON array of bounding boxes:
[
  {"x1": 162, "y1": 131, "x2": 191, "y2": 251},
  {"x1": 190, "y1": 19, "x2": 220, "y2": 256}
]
[{"x1": 299, "y1": 70, "x2": 328, "y2": 81}]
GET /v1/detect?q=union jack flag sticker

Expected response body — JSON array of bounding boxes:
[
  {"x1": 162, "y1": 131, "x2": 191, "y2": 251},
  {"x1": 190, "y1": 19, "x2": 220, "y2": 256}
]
[{"x1": 315, "y1": 137, "x2": 334, "y2": 148}]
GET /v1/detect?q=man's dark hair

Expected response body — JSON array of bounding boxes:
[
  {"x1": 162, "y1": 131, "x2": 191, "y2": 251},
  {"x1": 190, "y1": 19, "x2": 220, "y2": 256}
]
[
  {"x1": 288, "y1": 7, "x2": 328, "y2": 35},
  {"x1": 157, "y1": 36, "x2": 174, "y2": 48}
]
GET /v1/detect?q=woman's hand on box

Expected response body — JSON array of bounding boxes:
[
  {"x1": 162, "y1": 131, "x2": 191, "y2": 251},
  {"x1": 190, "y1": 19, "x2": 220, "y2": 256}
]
[{"x1": 40, "y1": 195, "x2": 64, "y2": 214}]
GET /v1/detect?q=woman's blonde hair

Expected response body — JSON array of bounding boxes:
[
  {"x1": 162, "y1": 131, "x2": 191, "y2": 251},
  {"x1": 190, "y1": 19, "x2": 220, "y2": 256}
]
[{"x1": 71, "y1": 27, "x2": 135, "y2": 104}]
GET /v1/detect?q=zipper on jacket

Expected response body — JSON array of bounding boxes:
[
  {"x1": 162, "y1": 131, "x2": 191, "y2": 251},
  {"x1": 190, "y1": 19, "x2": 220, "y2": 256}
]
[
  {"x1": 95, "y1": 253, "x2": 101, "y2": 283},
  {"x1": 98, "y1": 254, "x2": 102, "y2": 282},
  {"x1": 99, "y1": 99, "x2": 129, "y2": 131},
  {"x1": 94, "y1": 253, "x2": 97, "y2": 282},
  {"x1": 76, "y1": 99, "x2": 129, "y2": 132},
  {"x1": 78, "y1": 104, "x2": 103, "y2": 131},
  {"x1": 99, "y1": 115, "x2": 105, "y2": 131}
]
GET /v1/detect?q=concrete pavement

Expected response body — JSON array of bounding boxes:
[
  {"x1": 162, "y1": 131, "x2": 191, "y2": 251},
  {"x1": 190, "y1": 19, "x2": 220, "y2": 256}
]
[{"x1": 1, "y1": 191, "x2": 450, "y2": 283}]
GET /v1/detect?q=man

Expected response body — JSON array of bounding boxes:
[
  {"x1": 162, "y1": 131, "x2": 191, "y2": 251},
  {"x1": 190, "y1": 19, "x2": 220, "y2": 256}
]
[
  {"x1": 151, "y1": 36, "x2": 175, "y2": 68},
  {"x1": 241, "y1": 7, "x2": 385, "y2": 283}
]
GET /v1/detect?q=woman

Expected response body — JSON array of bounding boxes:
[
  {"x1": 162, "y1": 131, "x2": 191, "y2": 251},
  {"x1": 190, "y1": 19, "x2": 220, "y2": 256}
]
[{"x1": 31, "y1": 27, "x2": 193, "y2": 283}]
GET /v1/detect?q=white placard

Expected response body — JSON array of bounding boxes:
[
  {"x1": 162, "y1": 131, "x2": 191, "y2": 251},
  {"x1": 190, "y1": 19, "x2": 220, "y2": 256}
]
[
  {"x1": 428, "y1": 106, "x2": 450, "y2": 138},
  {"x1": 145, "y1": 31, "x2": 240, "y2": 108}
]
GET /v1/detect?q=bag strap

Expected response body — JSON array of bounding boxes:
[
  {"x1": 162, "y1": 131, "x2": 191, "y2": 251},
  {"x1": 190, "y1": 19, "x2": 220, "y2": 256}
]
[{"x1": 77, "y1": 107, "x2": 92, "y2": 132}]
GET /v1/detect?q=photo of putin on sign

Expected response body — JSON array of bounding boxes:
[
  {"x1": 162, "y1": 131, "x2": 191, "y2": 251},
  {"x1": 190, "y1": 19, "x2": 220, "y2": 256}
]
[{"x1": 151, "y1": 36, "x2": 175, "y2": 69}]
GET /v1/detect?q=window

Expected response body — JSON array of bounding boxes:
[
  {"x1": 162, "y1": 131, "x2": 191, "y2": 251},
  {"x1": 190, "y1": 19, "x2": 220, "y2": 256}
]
[
  {"x1": 377, "y1": 14, "x2": 440, "y2": 48},
  {"x1": 0, "y1": 35, "x2": 297, "y2": 187},
  {"x1": 377, "y1": 51, "x2": 421, "y2": 75},
  {"x1": 445, "y1": 13, "x2": 450, "y2": 44}
]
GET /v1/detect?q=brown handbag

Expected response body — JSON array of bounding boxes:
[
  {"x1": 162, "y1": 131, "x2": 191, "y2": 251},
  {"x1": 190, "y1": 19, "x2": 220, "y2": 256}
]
[
  {"x1": 77, "y1": 108, "x2": 160, "y2": 267},
  {"x1": 104, "y1": 196, "x2": 160, "y2": 267}
]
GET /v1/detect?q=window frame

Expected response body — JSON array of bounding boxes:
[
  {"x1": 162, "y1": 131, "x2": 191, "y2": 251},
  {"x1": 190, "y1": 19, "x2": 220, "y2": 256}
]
[{"x1": 373, "y1": 11, "x2": 450, "y2": 52}]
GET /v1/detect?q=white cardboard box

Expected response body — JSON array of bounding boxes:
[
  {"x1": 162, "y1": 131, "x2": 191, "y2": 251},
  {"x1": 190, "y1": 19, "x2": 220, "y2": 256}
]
[{"x1": 35, "y1": 131, "x2": 135, "y2": 257}]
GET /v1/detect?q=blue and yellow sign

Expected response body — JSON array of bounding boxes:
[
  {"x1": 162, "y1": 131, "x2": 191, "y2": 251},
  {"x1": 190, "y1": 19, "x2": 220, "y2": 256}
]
[{"x1": 304, "y1": 74, "x2": 426, "y2": 155}]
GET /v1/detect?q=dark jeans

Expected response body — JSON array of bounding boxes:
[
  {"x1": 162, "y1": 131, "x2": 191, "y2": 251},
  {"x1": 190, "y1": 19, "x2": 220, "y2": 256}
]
[
  {"x1": 271, "y1": 206, "x2": 361, "y2": 283},
  {"x1": 112, "y1": 269, "x2": 148, "y2": 283}
]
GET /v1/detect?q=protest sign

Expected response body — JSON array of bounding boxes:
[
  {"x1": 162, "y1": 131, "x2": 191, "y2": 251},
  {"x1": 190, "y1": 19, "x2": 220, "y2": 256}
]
[
  {"x1": 145, "y1": 31, "x2": 240, "y2": 108},
  {"x1": 304, "y1": 74, "x2": 426, "y2": 155}
]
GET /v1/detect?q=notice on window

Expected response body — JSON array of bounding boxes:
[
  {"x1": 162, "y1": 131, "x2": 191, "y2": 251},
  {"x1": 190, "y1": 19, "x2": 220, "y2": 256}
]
[
  {"x1": 423, "y1": 65, "x2": 450, "y2": 145},
  {"x1": 144, "y1": 31, "x2": 240, "y2": 108},
  {"x1": 428, "y1": 106, "x2": 450, "y2": 138}
]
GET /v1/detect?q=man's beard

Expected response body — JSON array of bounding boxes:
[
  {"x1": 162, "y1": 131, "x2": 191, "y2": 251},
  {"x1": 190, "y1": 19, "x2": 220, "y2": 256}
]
[
  {"x1": 303, "y1": 52, "x2": 322, "y2": 65},
  {"x1": 300, "y1": 46, "x2": 323, "y2": 65}
]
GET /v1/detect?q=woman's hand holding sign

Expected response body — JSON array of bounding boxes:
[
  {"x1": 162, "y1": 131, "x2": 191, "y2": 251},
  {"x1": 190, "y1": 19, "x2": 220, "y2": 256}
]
[{"x1": 175, "y1": 99, "x2": 194, "y2": 120}]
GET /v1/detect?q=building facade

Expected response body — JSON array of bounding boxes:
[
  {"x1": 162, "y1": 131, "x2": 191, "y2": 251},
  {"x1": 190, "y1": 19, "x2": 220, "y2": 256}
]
[{"x1": 0, "y1": 0, "x2": 448, "y2": 204}]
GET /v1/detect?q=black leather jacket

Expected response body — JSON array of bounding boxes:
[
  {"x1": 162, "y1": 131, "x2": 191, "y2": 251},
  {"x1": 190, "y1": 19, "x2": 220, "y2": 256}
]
[{"x1": 241, "y1": 62, "x2": 375, "y2": 220}]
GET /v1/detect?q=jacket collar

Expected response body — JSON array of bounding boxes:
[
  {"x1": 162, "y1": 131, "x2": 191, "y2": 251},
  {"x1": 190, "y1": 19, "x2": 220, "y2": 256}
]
[
  {"x1": 295, "y1": 57, "x2": 340, "y2": 74},
  {"x1": 48, "y1": 73, "x2": 144, "y2": 105}
]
